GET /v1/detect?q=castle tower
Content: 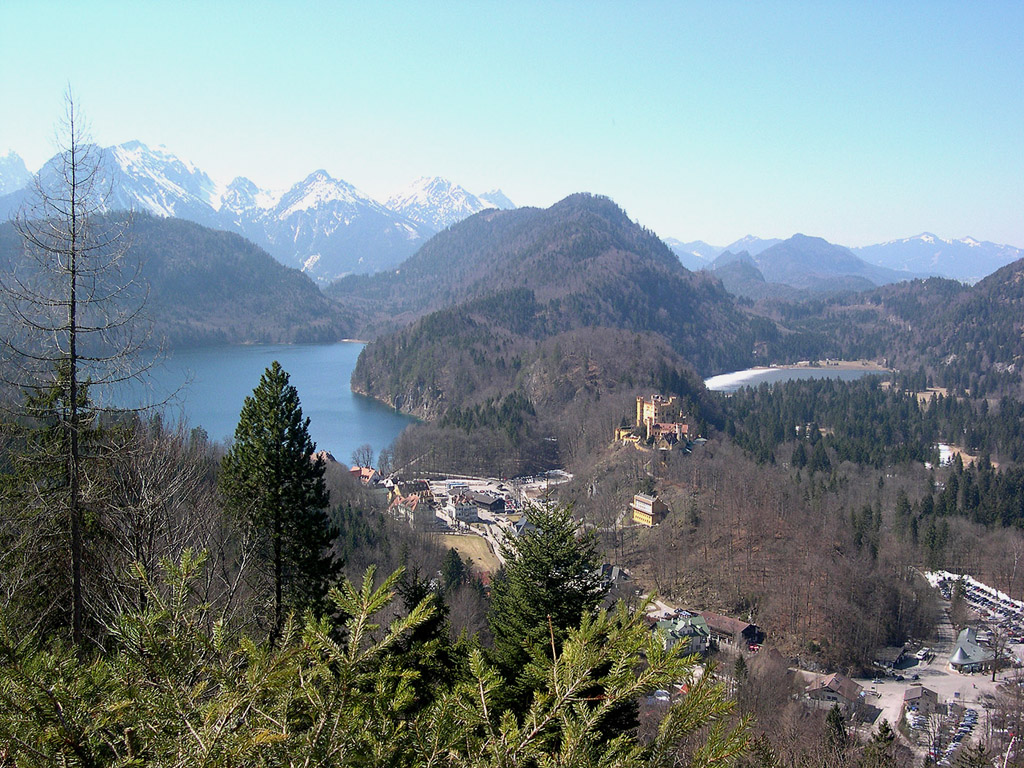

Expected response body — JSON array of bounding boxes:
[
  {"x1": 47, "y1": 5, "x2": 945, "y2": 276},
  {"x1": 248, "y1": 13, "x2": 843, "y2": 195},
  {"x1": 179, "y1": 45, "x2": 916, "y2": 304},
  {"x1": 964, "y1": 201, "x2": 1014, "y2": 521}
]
[{"x1": 637, "y1": 394, "x2": 679, "y2": 439}]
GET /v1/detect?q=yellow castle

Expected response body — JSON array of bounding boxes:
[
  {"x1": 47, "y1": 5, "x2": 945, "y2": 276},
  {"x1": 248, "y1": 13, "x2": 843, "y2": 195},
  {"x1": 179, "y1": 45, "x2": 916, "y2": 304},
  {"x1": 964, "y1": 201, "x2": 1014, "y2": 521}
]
[{"x1": 615, "y1": 394, "x2": 690, "y2": 448}]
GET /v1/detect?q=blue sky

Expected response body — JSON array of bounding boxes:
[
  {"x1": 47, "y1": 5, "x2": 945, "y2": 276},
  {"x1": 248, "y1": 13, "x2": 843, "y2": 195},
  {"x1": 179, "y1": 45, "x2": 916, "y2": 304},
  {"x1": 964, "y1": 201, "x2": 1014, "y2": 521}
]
[{"x1": 2, "y1": 1, "x2": 1022, "y2": 247}]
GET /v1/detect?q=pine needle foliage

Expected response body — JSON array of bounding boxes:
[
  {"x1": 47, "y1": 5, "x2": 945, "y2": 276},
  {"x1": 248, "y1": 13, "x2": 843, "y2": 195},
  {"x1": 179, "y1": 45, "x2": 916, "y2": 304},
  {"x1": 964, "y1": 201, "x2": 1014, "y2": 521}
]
[
  {"x1": 487, "y1": 503, "x2": 607, "y2": 704},
  {"x1": 0, "y1": 553, "x2": 749, "y2": 767}
]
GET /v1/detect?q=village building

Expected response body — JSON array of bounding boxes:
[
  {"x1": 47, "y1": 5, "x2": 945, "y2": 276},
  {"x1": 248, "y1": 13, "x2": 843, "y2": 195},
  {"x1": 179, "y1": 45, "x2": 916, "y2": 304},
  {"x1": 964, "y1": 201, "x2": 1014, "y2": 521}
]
[
  {"x1": 903, "y1": 685, "x2": 940, "y2": 715},
  {"x1": 632, "y1": 493, "x2": 668, "y2": 526},
  {"x1": 596, "y1": 564, "x2": 630, "y2": 588},
  {"x1": 805, "y1": 672, "x2": 863, "y2": 713},
  {"x1": 388, "y1": 494, "x2": 438, "y2": 531},
  {"x1": 389, "y1": 479, "x2": 432, "y2": 505},
  {"x1": 948, "y1": 627, "x2": 995, "y2": 673},
  {"x1": 471, "y1": 490, "x2": 506, "y2": 514},
  {"x1": 698, "y1": 610, "x2": 764, "y2": 648},
  {"x1": 655, "y1": 614, "x2": 711, "y2": 656},
  {"x1": 443, "y1": 493, "x2": 480, "y2": 525},
  {"x1": 512, "y1": 516, "x2": 536, "y2": 538},
  {"x1": 872, "y1": 645, "x2": 906, "y2": 671},
  {"x1": 348, "y1": 465, "x2": 380, "y2": 486}
]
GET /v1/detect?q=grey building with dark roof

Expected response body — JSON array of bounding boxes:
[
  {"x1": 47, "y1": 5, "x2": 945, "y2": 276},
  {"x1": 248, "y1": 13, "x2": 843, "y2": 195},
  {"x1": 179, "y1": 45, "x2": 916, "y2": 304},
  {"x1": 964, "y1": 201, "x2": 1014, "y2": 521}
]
[{"x1": 949, "y1": 628, "x2": 995, "y2": 673}]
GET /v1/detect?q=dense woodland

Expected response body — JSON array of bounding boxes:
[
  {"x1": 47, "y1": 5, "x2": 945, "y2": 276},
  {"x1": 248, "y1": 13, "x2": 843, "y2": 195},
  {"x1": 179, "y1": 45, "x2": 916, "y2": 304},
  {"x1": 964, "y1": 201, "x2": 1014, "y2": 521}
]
[{"x1": 0, "y1": 214, "x2": 354, "y2": 350}]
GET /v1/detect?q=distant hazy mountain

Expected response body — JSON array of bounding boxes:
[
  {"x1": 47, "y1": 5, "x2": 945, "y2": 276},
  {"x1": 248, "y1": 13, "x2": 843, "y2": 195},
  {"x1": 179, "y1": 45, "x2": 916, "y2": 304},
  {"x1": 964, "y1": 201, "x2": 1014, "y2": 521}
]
[
  {"x1": 385, "y1": 176, "x2": 497, "y2": 232},
  {"x1": 663, "y1": 235, "x2": 780, "y2": 270},
  {"x1": 853, "y1": 233, "x2": 1024, "y2": 283},
  {"x1": 724, "y1": 235, "x2": 782, "y2": 256},
  {"x1": 479, "y1": 189, "x2": 516, "y2": 210},
  {"x1": 663, "y1": 238, "x2": 723, "y2": 271},
  {"x1": 0, "y1": 151, "x2": 31, "y2": 197},
  {"x1": 708, "y1": 234, "x2": 915, "y2": 296},
  {"x1": 711, "y1": 253, "x2": 807, "y2": 302}
]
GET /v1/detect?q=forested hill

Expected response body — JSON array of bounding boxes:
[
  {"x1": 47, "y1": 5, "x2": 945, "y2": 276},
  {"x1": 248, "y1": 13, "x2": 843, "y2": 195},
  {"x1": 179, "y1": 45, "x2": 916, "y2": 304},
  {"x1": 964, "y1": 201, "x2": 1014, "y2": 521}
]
[
  {"x1": 763, "y1": 258, "x2": 1024, "y2": 396},
  {"x1": 350, "y1": 194, "x2": 766, "y2": 423},
  {"x1": 329, "y1": 193, "x2": 762, "y2": 356},
  {"x1": 0, "y1": 214, "x2": 354, "y2": 348}
]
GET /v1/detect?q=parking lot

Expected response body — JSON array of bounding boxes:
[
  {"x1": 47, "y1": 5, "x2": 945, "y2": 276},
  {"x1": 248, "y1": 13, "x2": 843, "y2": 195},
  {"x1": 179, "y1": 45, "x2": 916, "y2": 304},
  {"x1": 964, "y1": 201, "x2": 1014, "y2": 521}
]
[{"x1": 852, "y1": 573, "x2": 1024, "y2": 764}]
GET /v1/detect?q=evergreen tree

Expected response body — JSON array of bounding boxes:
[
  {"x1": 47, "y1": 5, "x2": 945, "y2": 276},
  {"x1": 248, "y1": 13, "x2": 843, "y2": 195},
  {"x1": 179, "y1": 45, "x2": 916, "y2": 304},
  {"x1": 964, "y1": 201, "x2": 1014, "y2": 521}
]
[
  {"x1": 734, "y1": 654, "x2": 748, "y2": 684},
  {"x1": 860, "y1": 719, "x2": 900, "y2": 768},
  {"x1": 220, "y1": 361, "x2": 338, "y2": 638},
  {"x1": 440, "y1": 547, "x2": 469, "y2": 592},
  {"x1": 394, "y1": 567, "x2": 466, "y2": 710},
  {"x1": 824, "y1": 703, "x2": 850, "y2": 760},
  {"x1": 0, "y1": 555, "x2": 751, "y2": 766},
  {"x1": 953, "y1": 742, "x2": 992, "y2": 768},
  {"x1": 487, "y1": 503, "x2": 607, "y2": 711}
]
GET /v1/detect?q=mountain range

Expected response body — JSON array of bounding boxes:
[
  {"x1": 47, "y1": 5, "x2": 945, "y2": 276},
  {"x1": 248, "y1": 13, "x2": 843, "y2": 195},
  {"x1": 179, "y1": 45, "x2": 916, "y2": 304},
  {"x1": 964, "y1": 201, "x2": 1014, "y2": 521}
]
[
  {"x1": 0, "y1": 145, "x2": 514, "y2": 283},
  {"x1": 666, "y1": 232, "x2": 1023, "y2": 285},
  {"x1": 2, "y1": 143, "x2": 1021, "y2": 288},
  {"x1": 851, "y1": 234, "x2": 1024, "y2": 283},
  {"x1": 707, "y1": 235, "x2": 917, "y2": 299},
  {"x1": 385, "y1": 176, "x2": 514, "y2": 232}
]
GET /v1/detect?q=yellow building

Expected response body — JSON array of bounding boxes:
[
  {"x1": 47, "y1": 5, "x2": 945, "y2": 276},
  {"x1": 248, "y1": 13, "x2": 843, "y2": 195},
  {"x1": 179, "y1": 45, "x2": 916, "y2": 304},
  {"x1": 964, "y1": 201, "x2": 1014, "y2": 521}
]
[
  {"x1": 637, "y1": 394, "x2": 678, "y2": 432},
  {"x1": 631, "y1": 493, "x2": 668, "y2": 526}
]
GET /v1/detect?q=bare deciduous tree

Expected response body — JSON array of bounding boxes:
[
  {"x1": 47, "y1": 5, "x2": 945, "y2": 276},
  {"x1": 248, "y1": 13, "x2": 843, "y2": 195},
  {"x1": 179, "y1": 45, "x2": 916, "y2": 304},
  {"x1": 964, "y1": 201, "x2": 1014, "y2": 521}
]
[
  {"x1": 0, "y1": 92, "x2": 151, "y2": 642},
  {"x1": 351, "y1": 442, "x2": 374, "y2": 469}
]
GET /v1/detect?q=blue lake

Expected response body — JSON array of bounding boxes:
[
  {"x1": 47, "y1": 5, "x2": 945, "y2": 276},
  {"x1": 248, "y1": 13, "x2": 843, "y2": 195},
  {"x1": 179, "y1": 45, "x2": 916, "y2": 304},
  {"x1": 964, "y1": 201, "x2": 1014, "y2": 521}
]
[
  {"x1": 122, "y1": 342, "x2": 416, "y2": 462},
  {"x1": 705, "y1": 366, "x2": 886, "y2": 393}
]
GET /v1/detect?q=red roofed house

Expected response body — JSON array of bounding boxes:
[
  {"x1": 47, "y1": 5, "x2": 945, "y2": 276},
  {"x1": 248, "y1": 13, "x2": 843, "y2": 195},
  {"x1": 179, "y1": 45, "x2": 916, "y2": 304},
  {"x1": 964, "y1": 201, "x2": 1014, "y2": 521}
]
[
  {"x1": 349, "y1": 465, "x2": 380, "y2": 486},
  {"x1": 805, "y1": 672, "x2": 863, "y2": 713},
  {"x1": 698, "y1": 610, "x2": 764, "y2": 647}
]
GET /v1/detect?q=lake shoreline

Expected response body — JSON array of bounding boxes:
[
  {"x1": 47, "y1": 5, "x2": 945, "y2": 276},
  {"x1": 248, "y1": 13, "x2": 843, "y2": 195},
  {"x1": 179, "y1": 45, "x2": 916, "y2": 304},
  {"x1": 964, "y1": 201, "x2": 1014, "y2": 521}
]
[
  {"x1": 120, "y1": 341, "x2": 416, "y2": 460},
  {"x1": 705, "y1": 361, "x2": 890, "y2": 393},
  {"x1": 742, "y1": 359, "x2": 890, "y2": 373}
]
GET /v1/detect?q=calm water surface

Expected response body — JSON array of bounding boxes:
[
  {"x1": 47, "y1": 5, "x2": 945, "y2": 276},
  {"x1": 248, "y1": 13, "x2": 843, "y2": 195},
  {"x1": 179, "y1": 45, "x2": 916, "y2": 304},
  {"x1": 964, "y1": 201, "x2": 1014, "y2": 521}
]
[
  {"x1": 126, "y1": 342, "x2": 415, "y2": 461},
  {"x1": 705, "y1": 366, "x2": 885, "y2": 393}
]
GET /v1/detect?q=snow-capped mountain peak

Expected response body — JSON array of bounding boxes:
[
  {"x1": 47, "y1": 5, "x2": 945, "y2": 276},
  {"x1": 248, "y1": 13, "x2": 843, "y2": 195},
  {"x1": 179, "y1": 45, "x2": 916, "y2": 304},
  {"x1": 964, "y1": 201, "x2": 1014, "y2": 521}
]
[
  {"x1": 386, "y1": 176, "x2": 494, "y2": 232},
  {"x1": 219, "y1": 176, "x2": 283, "y2": 215},
  {"x1": 0, "y1": 150, "x2": 32, "y2": 197},
  {"x1": 274, "y1": 169, "x2": 371, "y2": 218},
  {"x1": 479, "y1": 189, "x2": 516, "y2": 210},
  {"x1": 106, "y1": 140, "x2": 223, "y2": 216},
  {"x1": 856, "y1": 233, "x2": 1024, "y2": 282}
]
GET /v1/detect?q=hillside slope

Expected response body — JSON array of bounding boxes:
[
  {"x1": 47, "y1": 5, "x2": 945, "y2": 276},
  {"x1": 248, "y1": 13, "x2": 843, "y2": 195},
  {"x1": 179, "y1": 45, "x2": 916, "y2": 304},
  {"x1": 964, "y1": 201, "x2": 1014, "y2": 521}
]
[
  {"x1": 0, "y1": 214, "x2": 352, "y2": 348},
  {"x1": 333, "y1": 194, "x2": 759, "y2": 362},
  {"x1": 349, "y1": 194, "x2": 767, "y2": 422}
]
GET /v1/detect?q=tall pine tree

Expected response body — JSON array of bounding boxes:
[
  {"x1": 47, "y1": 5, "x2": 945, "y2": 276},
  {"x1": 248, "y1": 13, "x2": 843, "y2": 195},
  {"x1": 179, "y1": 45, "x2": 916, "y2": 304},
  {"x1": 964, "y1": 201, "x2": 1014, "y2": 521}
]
[
  {"x1": 220, "y1": 361, "x2": 338, "y2": 638},
  {"x1": 487, "y1": 503, "x2": 607, "y2": 712}
]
